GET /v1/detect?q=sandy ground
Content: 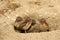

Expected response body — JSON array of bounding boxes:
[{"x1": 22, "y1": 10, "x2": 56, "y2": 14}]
[{"x1": 0, "y1": 0, "x2": 60, "y2": 40}]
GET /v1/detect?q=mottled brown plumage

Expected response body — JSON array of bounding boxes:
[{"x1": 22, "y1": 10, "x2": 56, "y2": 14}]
[{"x1": 14, "y1": 16, "x2": 49, "y2": 33}]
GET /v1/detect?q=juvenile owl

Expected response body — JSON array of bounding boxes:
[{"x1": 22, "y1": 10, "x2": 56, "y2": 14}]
[{"x1": 14, "y1": 16, "x2": 49, "y2": 33}]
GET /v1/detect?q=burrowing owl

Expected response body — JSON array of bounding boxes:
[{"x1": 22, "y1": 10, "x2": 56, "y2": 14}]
[{"x1": 14, "y1": 16, "x2": 49, "y2": 33}]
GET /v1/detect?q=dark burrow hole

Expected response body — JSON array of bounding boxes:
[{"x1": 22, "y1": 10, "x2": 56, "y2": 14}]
[{"x1": 14, "y1": 25, "x2": 50, "y2": 33}]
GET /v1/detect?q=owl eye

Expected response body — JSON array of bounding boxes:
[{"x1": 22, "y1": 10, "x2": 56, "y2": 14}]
[{"x1": 16, "y1": 16, "x2": 22, "y2": 22}]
